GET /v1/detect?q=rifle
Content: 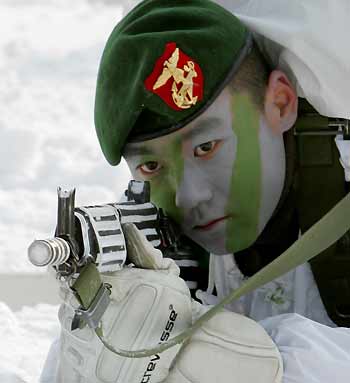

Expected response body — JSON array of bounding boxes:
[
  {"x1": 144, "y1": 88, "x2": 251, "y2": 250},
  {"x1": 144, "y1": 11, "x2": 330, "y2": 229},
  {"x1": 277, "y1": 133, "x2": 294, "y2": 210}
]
[{"x1": 27, "y1": 180, "x2": 188, "y2": 331}]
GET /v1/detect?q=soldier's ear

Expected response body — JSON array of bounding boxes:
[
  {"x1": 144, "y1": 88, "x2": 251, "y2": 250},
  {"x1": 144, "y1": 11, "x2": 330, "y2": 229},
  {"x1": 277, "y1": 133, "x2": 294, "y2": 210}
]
[{"x1": 264, "y1": 70, "x2": 298, "y2": 134}]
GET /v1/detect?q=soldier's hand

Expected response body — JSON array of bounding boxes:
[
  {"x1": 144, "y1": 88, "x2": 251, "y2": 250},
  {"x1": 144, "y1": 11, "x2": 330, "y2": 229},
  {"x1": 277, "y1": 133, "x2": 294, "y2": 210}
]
[{"x1": 55, "y1": 224, "x2": 192, "y2": 383}]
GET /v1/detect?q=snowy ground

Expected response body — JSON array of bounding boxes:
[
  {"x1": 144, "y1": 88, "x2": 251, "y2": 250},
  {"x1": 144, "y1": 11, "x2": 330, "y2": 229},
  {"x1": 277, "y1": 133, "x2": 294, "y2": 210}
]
[
  {"x1": 0, "y1": 303, "x2": 59, "y2": 383},
  {"x1": 0, "y1": 1, "x2": 140, "y2": 381}
]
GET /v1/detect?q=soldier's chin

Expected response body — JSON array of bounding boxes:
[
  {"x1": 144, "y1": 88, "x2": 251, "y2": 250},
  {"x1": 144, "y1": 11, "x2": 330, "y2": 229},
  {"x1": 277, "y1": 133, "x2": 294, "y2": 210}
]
[{"x1": 191, "y1": 235, "x2": 228, "y2": 255}]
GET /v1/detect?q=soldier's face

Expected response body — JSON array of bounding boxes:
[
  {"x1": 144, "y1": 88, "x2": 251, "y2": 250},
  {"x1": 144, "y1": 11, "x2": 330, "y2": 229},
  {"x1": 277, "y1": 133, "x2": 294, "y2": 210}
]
[{"x1": 124, "y1": 87, "x2": 286, "y2": 254}]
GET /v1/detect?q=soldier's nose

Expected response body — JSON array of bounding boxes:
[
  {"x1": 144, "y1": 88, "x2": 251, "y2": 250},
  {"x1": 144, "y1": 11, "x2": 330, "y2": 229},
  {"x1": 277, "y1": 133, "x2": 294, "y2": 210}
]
[{"x1": 175, "y1": 165, "x2": 212, "y2": 210}]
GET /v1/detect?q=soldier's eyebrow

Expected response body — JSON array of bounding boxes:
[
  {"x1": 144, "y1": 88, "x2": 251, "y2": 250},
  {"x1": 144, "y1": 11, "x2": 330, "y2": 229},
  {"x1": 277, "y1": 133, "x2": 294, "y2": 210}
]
[
  {"x1": 183, "y1": 117, "x2": 221, "y2": 140},
  {"x1": 123, "y1": 146, "x2": 154, "y2": 157},
  {"x1": 124, "y1": 117, "x2": 222, "y2": 157}
]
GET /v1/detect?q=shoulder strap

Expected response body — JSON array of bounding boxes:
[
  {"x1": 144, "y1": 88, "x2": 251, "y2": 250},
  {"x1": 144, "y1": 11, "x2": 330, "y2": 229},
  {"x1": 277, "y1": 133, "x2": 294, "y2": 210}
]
[{"x1": 294, "y1": 99, "x2": 350, "y2": 327}]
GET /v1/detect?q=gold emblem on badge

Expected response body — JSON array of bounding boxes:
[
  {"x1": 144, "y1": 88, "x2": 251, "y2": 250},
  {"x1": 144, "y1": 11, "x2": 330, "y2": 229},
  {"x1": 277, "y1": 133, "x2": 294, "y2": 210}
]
[{"x1": 153, "y1": 47, "x2": 198, "y2": 109}]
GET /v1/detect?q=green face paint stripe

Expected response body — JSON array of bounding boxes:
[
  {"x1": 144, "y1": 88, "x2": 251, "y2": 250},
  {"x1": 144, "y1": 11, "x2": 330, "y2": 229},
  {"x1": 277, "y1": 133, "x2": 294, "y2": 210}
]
[
  {"x1": 141, "y1": 137, "x2": 185, "y2": 224},
  {"x1": 226, "y1": 93, "x2": 262, "y2": 252}
]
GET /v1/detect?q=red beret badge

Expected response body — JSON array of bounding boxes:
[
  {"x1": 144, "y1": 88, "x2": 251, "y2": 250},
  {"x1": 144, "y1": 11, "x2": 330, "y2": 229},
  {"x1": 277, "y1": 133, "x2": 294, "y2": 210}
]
[{"x1": 145, "y1": 42, "x2": 204, "y2": 110}]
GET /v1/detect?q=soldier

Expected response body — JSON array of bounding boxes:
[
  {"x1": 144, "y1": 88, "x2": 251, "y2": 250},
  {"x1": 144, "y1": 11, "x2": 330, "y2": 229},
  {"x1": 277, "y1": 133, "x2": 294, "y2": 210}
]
[
  {"x1": 41, "y1": 1, "x2": 350, "y2": 382},
  {"x1": 95, "y1": 0, "x2": 350, "y2": 327}
]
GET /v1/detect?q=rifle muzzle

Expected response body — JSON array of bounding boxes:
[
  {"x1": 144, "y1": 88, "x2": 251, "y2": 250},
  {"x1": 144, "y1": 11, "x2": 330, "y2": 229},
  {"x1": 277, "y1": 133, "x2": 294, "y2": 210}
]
[{"x1": 28, "y1": 237, "x2": 70, "y2": 267}]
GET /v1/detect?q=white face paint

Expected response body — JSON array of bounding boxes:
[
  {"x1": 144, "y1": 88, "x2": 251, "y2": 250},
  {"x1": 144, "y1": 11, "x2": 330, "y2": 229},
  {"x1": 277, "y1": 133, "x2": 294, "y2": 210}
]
[
  {"x1": 175, "y1": 89, "x2": 237, "y2": 254},
  {"x1": 124, "y1": 87, "x2": 286, "y2": 255},
  {"x1": 258, "y1": 117, "x2": 286, "y2": 233}
]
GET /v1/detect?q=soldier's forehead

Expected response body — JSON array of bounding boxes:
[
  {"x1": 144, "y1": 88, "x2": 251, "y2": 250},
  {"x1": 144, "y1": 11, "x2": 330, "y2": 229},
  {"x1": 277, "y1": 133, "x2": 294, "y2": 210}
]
[
  {"x1": 124, "y1": 120, "x2": 217, "y2": 153},
  {"x1": 124, "y1": 87, "x2": 235, "y2": 155}
]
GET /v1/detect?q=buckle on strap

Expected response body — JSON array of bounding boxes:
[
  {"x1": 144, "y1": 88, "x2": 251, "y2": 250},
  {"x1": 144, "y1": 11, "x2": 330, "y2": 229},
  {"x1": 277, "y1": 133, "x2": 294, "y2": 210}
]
[
  {"x1": 331, "y1": 120, "x2": 350, "y2": 183},
  {"x1": 329, "y1": 118, "x2": 350, "y2": 140},
  {"x1": 293, "y1": 112, "x2": 350, "y2": 181},
  {"x1": 294, "y1": 115, "x2": 350, "y2": 139},
  {"x1": 70, "y1": 263, "x2": 112, "y2": 331},
  {"x1": 71, "y1": 282, "x2": 111, "y2": 331},
  {"x1": 335, "y1": 133, "x2": 350, "y2": 182}
]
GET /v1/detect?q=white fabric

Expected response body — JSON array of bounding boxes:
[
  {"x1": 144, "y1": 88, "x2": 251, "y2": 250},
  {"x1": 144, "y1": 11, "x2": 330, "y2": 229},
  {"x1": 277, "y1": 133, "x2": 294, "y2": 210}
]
[
  {"x1": 335, "y1": 134, "x2": 350, "y2": 181},
  {"x1": 40, "y1": 338, "x2": 59, "y2": 383},
  {"x1": 261, "y1": 314, "x2": 350, "y2": 383},
  {"x1": 165, "y1": 310, "x2": 283, "y2": 383},
  {"x1": 197, "y1": 253, "x2": 336, "y2": 326},
  {"x1": 41, "y1": 233, "x2": 349, "y2": 383},
  {"x1": 55, "y1": 268, "x2": 191, "y2": 383},
  {"x1": 46, "y1": 226, "x2": 193, "y2": 383},
  {"x1": 165, "y1": 310, "x2": 350, "y2": 383},
  {"x1": 43, "y1": 310, "x2": 350, "y2": 383},
  {"x1": 215, "y1": 0, "x2": 350, "y2": 119}
]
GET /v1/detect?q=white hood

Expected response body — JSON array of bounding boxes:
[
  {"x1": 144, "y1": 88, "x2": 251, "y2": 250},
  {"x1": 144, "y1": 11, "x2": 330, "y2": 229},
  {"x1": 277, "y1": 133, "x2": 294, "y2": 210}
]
[{"x1": 215, "y1": 0, "x2": 350, "y2": 119}]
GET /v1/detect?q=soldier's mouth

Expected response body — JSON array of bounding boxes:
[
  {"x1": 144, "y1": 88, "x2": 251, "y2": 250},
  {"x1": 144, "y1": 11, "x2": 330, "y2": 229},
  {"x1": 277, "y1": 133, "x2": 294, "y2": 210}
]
[{"x1": 194, "y1": 215, "x2": 230, "y2": 231}]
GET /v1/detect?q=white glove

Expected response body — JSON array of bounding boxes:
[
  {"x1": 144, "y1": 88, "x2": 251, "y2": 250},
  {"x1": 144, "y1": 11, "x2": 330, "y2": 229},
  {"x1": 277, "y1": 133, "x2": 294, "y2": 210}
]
[
  {"x1": 50, "y1": 223, "x2": 283, "y2": 383},
  {"x1": 55, "y1": 224, "x2": 193, "y2": 383},
  {"x1": 164, "y1": 305, "x2": 283, "y2": 383}
]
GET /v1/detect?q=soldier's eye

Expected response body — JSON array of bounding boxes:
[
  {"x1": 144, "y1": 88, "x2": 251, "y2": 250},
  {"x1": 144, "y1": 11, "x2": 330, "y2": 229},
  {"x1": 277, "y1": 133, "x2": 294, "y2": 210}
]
[
  {"x1": 194, "y1": 140, "x2": 221, "y2": 158},
  {"x1": 138, "y1": 161, "x2": 161, "y2": 175}
]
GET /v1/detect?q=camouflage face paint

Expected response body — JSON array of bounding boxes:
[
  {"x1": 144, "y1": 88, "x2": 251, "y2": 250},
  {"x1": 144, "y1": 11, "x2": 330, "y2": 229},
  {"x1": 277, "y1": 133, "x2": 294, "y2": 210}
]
[
  {"x1": 142, "y1": 136, "x2": 184, "y2": 224},
  {"x1": 124, "y1": 87, "x2": 286, "y2": 255},
  {"x1": 225, "y1": 93, "x2": 261, "y2": 252},
  {"x1": 125, "y1": 89, "x2": 236, "y2": 254}
]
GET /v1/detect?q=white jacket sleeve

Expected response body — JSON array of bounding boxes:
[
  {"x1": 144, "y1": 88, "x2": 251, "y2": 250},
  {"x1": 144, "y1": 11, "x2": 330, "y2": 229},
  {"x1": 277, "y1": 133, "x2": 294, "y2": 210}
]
[
  {"x1": 260, "y1": 313, "x2": 350, "y2": 383},
  {"x1": 40, "y1": 338, "x2": 60, "y2": 383},
  {"x1": 215, "y1": 0, "x2": 350, "y2": 119}
]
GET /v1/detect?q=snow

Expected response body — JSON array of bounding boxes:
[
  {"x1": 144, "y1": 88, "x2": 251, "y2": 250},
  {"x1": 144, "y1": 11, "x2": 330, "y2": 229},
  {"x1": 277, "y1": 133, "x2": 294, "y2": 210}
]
[
  {"x1": 0, "y1": 1, "x2": 140, "y2": 382},
  {"x1": 0, "y1": 303, "x2": 60, "y2": 383}
]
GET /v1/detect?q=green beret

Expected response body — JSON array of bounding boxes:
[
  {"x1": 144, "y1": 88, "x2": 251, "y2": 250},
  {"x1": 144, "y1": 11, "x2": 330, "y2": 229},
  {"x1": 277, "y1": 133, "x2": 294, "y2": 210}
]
[{"x1": 95, "y1": 0, "x2": 251, "y2": 165}]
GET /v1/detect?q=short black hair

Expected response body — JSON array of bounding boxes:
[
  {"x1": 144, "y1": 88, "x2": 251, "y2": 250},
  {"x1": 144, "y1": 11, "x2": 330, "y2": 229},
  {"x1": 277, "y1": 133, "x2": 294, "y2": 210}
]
[{"x1": 229, "y1": 41, "x2": 270, "y2": 109}]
